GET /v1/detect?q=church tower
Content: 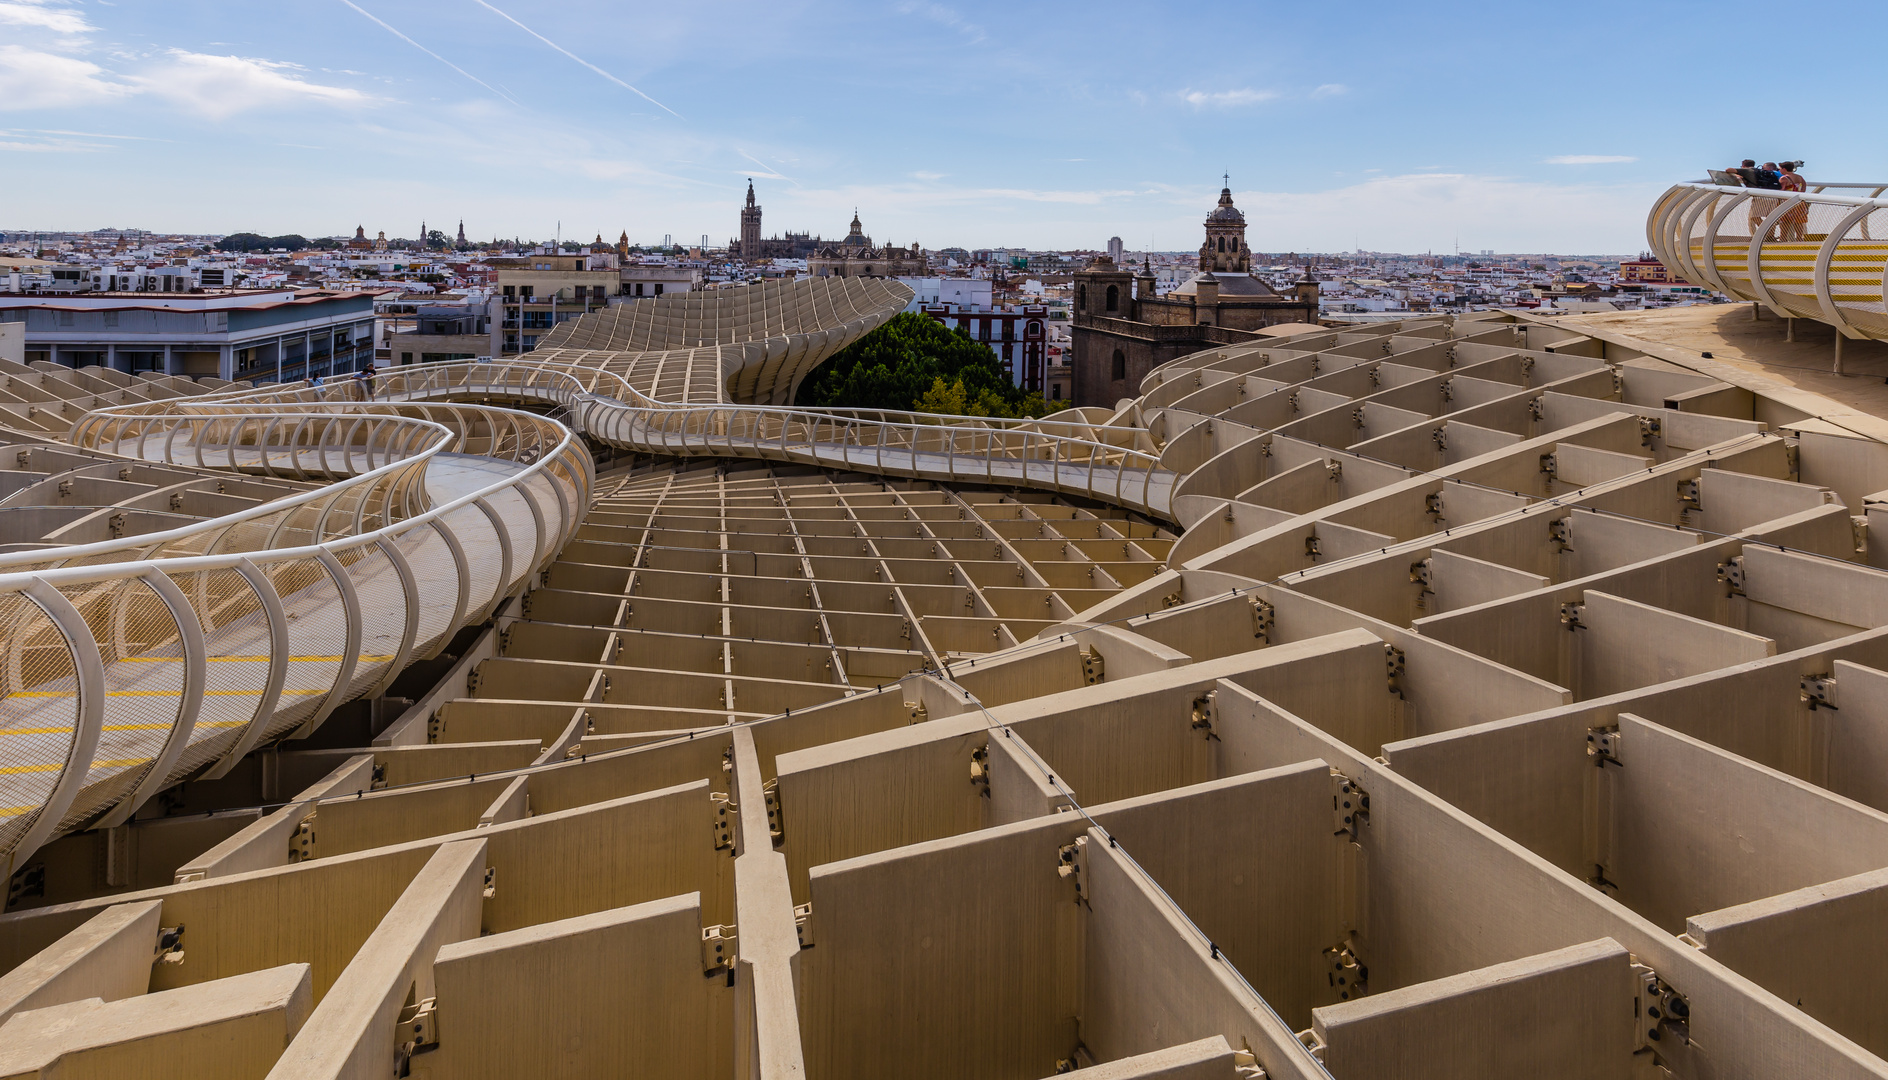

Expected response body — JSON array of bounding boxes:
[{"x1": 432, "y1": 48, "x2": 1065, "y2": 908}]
[
  {"x1": 740, "y1": 179, "x2": 763, "y2": 258},
  {"x1": 1199, "y1": 178, "x2": 1250, "y2": 274}
]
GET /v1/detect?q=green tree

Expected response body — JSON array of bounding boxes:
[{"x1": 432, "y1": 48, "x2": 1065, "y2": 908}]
[
  {"x1": 913, "y1": 377, "x2": 971, "y2": 416},
  {"x1": 795, "y1": 312, "x2": 1068, "y2": 419}
]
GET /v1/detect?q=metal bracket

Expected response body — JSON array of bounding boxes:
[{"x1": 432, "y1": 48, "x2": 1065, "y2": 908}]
[
  {"x1": 1056, "y1": 836, "x2": 1090, "y2": 905},
  {"x1": 1632, "y1": 963, "x2": 1691, "y2": 1052},
  {"x1": 1384, "y1": 644, "x2": 1407, "y2": 697},
  {"x1": 1408, "y1": 561, "x2": 1433, "y2": 614},
  {"x1": 288, "y1": 810, "x2": 316, "y2": 862},
  {"x1": 1560, "y1": 602, "x2": 1586, "y2": 630},
  {"x1": 1324, "y1": 938, "x2": 1368, "y2": 1001},
  {"x1": 395, "y1": 995, "x2": 438, "y2": 1075},
  {"x1": 763, "y1": 778, "x2": 784, "y2": 843},
  {"x1": 1161, "y1": 588, "x2": 1184, "y2": 609},
  {"x1": 1190, "y1": 690, "x2": 1219, "y2": 739},
  {"x1": 1233, "y1": 1045, "x2": 1269, "y2": 1077},
  {"x1": 1304, "y1": 534, "x2": 1321, "y2": 561},
  {"x1": 1528, "y1": 396, "x2": 1545, "y2": 421},
  {"x1": 1080, "y1": 646, "x2": 1105, "y2": 684},
  {"x1": 905, "y1": 700, "x2": 927, "y2": 724},
  {"x1": 1250, "y1": 597, "x2": 1274, "y2": 642},
  {"x1": 1331, "y1": 771, "x2": 1369, "y2": 841},
  {"x1": 701, "y1": 924, "x2": 737, "y2": 975},
  {"x1": 710, "y1": 792, "x2": 735, "y2": 850},
  {"x1": 1438, "y1": 381, "x2": 1454, "y2": 403},
  {"x1": 970, "y1": 744, "x2": 991, "y2": 796},
  {"x1": 1587, "y1": 726, "x2": 1622, "y2": 767},
  {"x1": 1424, "y1": 491, "x2": 1443, "y2": 517},
  {"x1": 482, "y1": 866, "x2": 496, "y2": 900},
  {"x1": 1549, "y1": 516, "x2": 1573, "y2": 552},
  {"x1": 1350, "y1": 407, "x2": 1366, "y2": 429},
  {"x1": 1678, "y1": 477, "x2": 1701, "y2": 509},
  {"x1": 1325, "y1": 461, "x2": 1343, "y2": 482},
  {"x1": 1540, "y1": 453, "x2": 1558, "y2": 479},
  {"x1": 1717, "y1": 555, "x2": 1745, "y2": 595},
  {"x1": 1640, "y1": 416, "x2": 1663, "y2": 448},
  {"x1": 793, "y1": 902, "x2": 816, "y2": 948},
  {"x1": 153, "y1": 923, "x2": 185, "y2": 965},
  {"x1": 1802, "y1": 673, "x2": 1838, "y2": 712}
]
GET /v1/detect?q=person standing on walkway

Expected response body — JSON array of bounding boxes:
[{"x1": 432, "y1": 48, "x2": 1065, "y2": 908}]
[{"x1": 1777, "y1": 162, "x2": 1809, "y2": 241}]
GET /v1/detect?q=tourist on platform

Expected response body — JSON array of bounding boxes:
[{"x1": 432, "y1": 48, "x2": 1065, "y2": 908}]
[{"x1": 1778, "y1": 162, "x2": 1809, "y2": 241}]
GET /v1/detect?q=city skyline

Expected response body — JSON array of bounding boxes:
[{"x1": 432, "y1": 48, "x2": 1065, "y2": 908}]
[{"x1": 1, "y1": 0, "x2": 1882, "y2": 251}]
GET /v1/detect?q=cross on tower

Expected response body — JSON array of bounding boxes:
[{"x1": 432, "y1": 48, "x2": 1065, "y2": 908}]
[{"x1": 1223, "y1": 171, "x2": 1230, "y2": 188}]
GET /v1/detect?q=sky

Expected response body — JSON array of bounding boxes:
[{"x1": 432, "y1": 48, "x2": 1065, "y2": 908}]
[{"x1": 2, "y1": 0, "x2": 1884, "y2": 255}]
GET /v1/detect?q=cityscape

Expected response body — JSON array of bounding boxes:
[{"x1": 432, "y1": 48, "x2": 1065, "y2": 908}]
[
  {"x1": 0, "y1": 180, "x2": 1705, "y2": 410},
  {"x1": 3, "y1": 3, "x2": 1888, "y2": 1080}
]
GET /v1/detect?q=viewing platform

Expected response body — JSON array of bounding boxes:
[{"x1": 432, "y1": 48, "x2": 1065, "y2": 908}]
[{"x1": 1648, "y1": 180, "x2": 1888, "y2": 369}]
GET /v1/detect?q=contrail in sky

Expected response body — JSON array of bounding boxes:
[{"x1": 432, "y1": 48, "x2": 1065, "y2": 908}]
[
  {"x1": 334, "y1": 0, "x2": 518, "y2": 106},
  {"x1": 467, "y1": 0, "x2": 681, "y2": 118}
]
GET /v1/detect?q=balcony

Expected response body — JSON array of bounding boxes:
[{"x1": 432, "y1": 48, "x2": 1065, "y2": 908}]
[{"x1": 1648, "y1": 180, "x2": 1888, "y2": 365}]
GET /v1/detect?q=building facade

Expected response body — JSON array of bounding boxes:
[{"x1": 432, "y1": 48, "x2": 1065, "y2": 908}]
[
  {"x1": 1069, "y1": 185, "x2": 1318, "y2": 406},
  {"x1": 0, "y1": 289, "x2": 377, "y2": 381},
  {"x1": 808, "y1": 212, "x2": 926, "y2": 278},
  {"x1": 917, "y1": 302, "x2": 1049, "y2": 391}
]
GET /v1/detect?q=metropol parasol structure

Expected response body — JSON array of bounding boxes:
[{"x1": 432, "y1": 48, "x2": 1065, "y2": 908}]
[{"x1": 1, "y1": 216, "x2": 1888, "y2": 1079}]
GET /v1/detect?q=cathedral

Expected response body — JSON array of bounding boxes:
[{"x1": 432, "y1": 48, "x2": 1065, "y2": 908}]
[
  {"x1": 1069, "y1": 182, "x2": 1319, "y2": 406},
  {"x1": 730, "y1": 180, "x2": 828, "y2": 260},
  {"x1": 806, "y1": 210, "x2": 926, "y2": 278}
]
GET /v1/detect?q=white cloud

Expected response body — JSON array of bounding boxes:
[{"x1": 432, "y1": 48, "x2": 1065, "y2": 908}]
[
  {"x1": 1310, "y1": 83, "x2": 1348, "y2": 99},
  {"x1": 1546, "y1": 154, "x2": 1637, "y2": 165},
  {"x1": 0, "y1": 45, "x2": 133, "y2": 111},
  {"x1": 0, "y1": 1, "x2": 95, "y2": 35},
  {"x1": 133, "y1": 51, "x2": 373, "y2": 118},
  {"x1": 1181, "y1": 88, "x2": 1278, "y2": 108},
  {"x1": 911, "y1": 171, "x2": 945, "y2": 181}
]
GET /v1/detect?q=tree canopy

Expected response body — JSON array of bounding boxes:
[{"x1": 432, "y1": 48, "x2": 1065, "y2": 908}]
[
  {"x1": 794, "y1": 312, "x2": 1065, "y2": 419},
  {"x1": 217, "y1": 233, "x2": 308, "y2": 253}
]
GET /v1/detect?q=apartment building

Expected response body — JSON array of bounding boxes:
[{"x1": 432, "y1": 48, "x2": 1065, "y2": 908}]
[{"x1": 0, "y1": 288, "x2": 378, "y2": 380}]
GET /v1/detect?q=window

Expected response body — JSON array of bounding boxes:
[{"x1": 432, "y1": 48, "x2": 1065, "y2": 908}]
[
  {"x1": 654, "y1": 284, "x2": 663, "y2": 296},
  {"x1": 635, "y1": 283, "x2": 645, "y2": 297},
  {"x1": 503, "y1": 285, "x2": 515, "y2": 297},
  {"x1": 1052, "y1": 385, "x2": 1061, "y2": 401},
  {"x1": 1111, "y1": 349, "x2": 1126, "y2": 381},
  {"x1": 1026, "y1": 321, "x2": 1042, "y2": 336},
  {"x1": 1078, "y1": 284, "x2": 1086, "y2": 309},
  {"x1": 521, "y1": 286, "x2": 534, "y2": 299},
  {"x1": 1217, "y1": 237, "x2": 1226, "y2": 252},
  {"x1": 1105, "y1": 285, "x2": 1118, "y2": 312}
]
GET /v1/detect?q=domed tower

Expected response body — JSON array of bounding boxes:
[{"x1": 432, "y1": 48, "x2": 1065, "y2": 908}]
[
  {"x1": 844, "y1": 210, "x2": 868, "y2": 247},
  {"x1": 739, "y1": 179, "x2": 762, "y2": 258},
  {"x1": 1200, "y1": 177, "x2": 1250, "y2": 274},
  {"x1": 1135, "y1": 257, "x2": 1158, "y2": 301}
]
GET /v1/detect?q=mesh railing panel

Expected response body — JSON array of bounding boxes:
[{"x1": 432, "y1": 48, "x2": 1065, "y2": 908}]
[
  {"x1": 55, "y1": 577, "x2": 182, "y2": 832},
  {"x1": 0, "y1": 592, "x2": 79, "y2": 857},
  {"x1": 167, "y1": 567, "x2": 271, "y2": 781}
]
